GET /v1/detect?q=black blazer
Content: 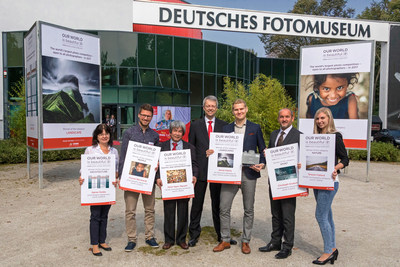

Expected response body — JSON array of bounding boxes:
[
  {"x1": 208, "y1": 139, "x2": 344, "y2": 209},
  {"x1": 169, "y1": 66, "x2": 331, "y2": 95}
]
[
  {"x1": 188, "y1": 118, "x2": 227, "y2": 181},
  {"x1": 268, "y1": 127, "x2": 302, "y2": 149},
  {"x1": 334, "y1": 132, "x2": 349, "y2": 174},
  {"x1": 223, "y1": 120, "x2": 266, "y2": 179},
  {"x1": 156, "y1": 140, "x2": 199, "y2": 179}
]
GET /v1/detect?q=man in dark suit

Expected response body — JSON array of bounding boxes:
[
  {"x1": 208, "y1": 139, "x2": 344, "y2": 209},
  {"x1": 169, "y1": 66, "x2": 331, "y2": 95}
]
[
  {"x1": 188, "y1": 95, "x2": 237, "y2": 247},
  {"x1": 259, "y1": 108, "x2": 301, "y2": 259},
  {"x1": 156, "y1": 120, "x2": 198, "y2": 250},
  {"x1": 213, "y1": 99, "x2": 266, "y2": 255}
]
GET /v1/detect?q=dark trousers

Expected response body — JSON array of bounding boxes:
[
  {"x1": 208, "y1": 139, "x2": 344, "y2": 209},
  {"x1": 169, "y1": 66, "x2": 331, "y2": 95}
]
[
  {"x1": 189, "y1": 180, "x2": 222, "y2": 241},
  {"x1": 163, "y1": 199, "x2": 189, "y2": 244},
  {"x1": 269, "y1": 188, "x2": 296, "y2": 250},
  {"x1": 90, "y1": 205, "x2": 111, "y2": 245}
]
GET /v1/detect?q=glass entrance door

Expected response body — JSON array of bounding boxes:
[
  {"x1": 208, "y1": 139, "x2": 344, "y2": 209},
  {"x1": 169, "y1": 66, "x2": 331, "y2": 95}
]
[{"x1": 118, "y1": 105, "x2": 136, "y2": 140}]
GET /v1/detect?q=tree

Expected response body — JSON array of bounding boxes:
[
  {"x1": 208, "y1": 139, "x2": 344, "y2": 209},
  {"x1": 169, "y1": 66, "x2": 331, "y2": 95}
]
[
  {"x1": 217, "y1": 74, "x2": 296, "y2": 141},
  {"x1": 357, "y1": 0, "x2": 400, "y2": 114},
  {"x1": 357, "y1": 0, "x2": 400, "y2": 21},
  {"x1": 259, "y1": 0, "x2": 355, "y2": 58}
]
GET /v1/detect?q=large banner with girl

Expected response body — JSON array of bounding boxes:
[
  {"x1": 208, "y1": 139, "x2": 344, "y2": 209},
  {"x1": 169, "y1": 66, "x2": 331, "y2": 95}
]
[
  {"x1": 149, "y1": 106, "x2": 191, "y2": 142},
  {"x1": 298, "y1": 41, "x2": 375, "y2": 149}
]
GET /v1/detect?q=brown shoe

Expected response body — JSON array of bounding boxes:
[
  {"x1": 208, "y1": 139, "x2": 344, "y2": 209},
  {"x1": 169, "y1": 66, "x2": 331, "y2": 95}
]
[
  {"x1": 213, "y1": 241, "x2": 231, "y2": 252},
  {"x1": 162, "y1": 243, "x2": 173, "y2": 249},
  {"x1": 242, "y1": 242, "x2": 251, "y2": 254},
  {"x1": 179, "y1": 242, "x2": 189, "y2": 250}
]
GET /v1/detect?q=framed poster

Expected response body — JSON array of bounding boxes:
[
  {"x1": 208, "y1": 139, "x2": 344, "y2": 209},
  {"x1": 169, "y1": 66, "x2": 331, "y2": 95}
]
[
  {"x1": 159, "y1": 149, "x2": 194, "y2": 200},
  {"x1": 119, "y1": 141, "x2": 161, "y2": 195},
  {"x1": 299, "y1": 134, "x2": 336, "y2": 190},
  {"x1": 81, "y1": 154, "x2": 116, "y2": 206},
  {"x1": 265, "y1": 144, "x2": 308, "y2": 200},
  {"x1": 207, "y1": 132, "x2": 244, "y2": 184}
]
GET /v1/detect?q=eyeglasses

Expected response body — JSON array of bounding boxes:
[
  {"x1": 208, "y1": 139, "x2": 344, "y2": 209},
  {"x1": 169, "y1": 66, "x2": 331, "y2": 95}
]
[
  {"x1": 139, "y1": 114, "x2": 152, "y2": 118},
  {"x1": 204, "y1": 105, "x2": 217, "y2": 109},
  {"x1": 98, "y1": 133, "x2": 110, "y2": 137}
]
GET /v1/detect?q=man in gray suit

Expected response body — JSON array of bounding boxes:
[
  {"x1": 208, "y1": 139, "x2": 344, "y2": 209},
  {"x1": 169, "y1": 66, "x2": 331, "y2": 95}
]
[{"x1": 259, "y1": 108, "x2": 301, "y2": 259}]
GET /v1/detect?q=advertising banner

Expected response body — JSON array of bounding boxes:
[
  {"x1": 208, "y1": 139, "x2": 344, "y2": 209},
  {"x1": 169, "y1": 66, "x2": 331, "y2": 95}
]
[
  {"x1": 119, "y1": 141, "x2": 161, "y2": 195},
  {"x1": 298, "y1": 41, "x2": 374, "y2": 149},
  {"x1": 299, "y1": 134, "x2": 336, "y2": 190},
  {"x1": 207, "y1": 132, "x2": 244, "y2": 184},
  {"x1": 24, "y1": 24, "x2": 39, "y2": 148},
  {"x1": 159, "y1": 149, "x2": 195, "y2": 200},
  {"x1": 80, "y1": 154, "x2": 116, "y2": 206},
  {"x1": 40, "y1": 23, "x2": 101, "y2": 149},
  {"x1": 150, "y1": 106, "x2": 191, "y2": 142},
  {"x1": 265, "y1": 144, "x2": 308, "y2": 200}
]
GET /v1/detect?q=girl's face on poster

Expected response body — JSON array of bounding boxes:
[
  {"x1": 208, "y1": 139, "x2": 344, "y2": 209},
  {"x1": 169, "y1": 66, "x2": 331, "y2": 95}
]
[
  {"x1": 318, "y1": 75, "x2": 349, "y2": 106},
  {"x1": 315, "y1": 112, "x2": 329, "y2": 132},
  {"x1": 97, "y1": 130, "x2": 110, "y2": 146}
]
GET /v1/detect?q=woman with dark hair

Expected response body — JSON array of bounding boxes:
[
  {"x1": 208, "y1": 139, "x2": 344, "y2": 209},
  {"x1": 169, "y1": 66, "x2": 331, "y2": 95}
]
[
  {"x1": 79, "y1": 124, "x2": 119, "y2": 256},
  {"x1": 308, "y1": 107, "x2": 349, "y2": 265}
]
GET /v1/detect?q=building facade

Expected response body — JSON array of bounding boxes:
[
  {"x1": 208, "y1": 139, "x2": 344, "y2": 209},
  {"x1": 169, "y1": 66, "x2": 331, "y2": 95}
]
[{"x1": 1, "y1": 0, "x2": 299, "y2": 140}]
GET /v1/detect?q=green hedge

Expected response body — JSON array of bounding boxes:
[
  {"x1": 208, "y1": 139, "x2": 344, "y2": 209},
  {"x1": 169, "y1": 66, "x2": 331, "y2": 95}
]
[
  {"x1": 349, "y1": 142, "x2": 400, "y2": 162},
  {"x1": 0, "y1": 139, "x2": 84, "y2": 164},
  {"x1": 1, "y1": 139, "x2": 398, "y2": 164}
]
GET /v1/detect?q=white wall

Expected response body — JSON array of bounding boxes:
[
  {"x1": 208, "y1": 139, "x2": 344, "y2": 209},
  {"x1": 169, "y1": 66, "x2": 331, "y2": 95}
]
[{"x1": 0, "y1": 0, "x2": 134, "y2": 138}]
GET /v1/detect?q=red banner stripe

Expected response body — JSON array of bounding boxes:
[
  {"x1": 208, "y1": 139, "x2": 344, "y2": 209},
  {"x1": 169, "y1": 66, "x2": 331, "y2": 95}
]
[
  {"x1": 343, "y1": 139, "x2": 367, "y2": 149},
  {"x1": 43, "y1": 137, "x2": 92, "y2": 149}
]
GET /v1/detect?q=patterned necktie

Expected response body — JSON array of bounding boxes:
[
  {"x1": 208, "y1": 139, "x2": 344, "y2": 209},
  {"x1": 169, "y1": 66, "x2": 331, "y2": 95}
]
[
  {"x1": 172, "y1": 142, "x2": 178, "y2": 150},
  {"x1": 208, "y1": 121, "x2": 213, "y2": 138},
  {"x1": 277, "y1": 131, "x2": 285, "y2": 147}
]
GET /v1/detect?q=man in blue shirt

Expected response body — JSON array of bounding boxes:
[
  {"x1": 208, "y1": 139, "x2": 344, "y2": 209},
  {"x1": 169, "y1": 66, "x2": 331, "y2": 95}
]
[{"x1": 119, "y1": 103, "x2": 160, "y2": 251}]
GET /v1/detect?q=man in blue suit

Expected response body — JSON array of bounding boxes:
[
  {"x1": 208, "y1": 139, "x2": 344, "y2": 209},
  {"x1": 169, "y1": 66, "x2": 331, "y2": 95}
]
[{"x1": 213, "y1": 99, "x2": 266, "y2": 254}]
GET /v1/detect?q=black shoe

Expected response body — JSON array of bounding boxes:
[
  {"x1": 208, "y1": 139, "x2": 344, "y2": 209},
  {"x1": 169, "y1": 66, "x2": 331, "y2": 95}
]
[
  {"x1": 275, "y1": 248, "x2": 292, "y2": 259},
  {"x1": 230, "y1": 239, "x2": 237, "y2": 245},
  {"x1": 188, "y1": 239, "x2": 198, "y2": 247},
  {"x1": 99, "y1": 244, "x2": 112, "y2": 251},
  {"x1": 258, "y1": 242, "x2": 281, "y2": 252},
  {"x1": 91, "y1": 248, "x2": 102, "y2": 256},
  {"x1": 333, "y1": 249, "x2": 339, "y2": 260},
  {"x1": 312, "y1": 253, "x2": 336, "y2": 265}
]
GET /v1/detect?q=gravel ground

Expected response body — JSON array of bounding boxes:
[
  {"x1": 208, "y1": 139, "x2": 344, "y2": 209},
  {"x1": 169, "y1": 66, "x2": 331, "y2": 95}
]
[{"x1": 0, "y1": 160, "x2": 399, "y2": 266}]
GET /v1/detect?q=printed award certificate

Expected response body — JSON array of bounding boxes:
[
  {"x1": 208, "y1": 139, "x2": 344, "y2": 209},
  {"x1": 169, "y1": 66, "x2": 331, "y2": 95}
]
[
  {"x1": 265, "y1": 144, "x2": 308, "y2": 200},
  {"x1": 207, "y1": 132, "x2": 244, "y2": 184},
  {"x1": 299, "y1": 134, "x2": 336, "y2": 190},
  {"x1": 159, "y1": 149, "x2": 195, "y2": 200},
  {"x1": 81, "y1": 154, "x2": 116, "y2": 206},
  {"x1": 119, "y1": 141, "x2": 161, "y2": 195}
]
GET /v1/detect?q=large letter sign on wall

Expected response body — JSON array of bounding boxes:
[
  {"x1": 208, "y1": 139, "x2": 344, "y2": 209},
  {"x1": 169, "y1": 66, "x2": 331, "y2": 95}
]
[{"x1": 132, "y1": 1, "x2": 389, "y2": 42}]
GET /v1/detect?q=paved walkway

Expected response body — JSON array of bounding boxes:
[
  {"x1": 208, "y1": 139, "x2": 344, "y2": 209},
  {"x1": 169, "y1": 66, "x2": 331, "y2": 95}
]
[{"x1": 0, "y1": 160, "x2": 399, "y2": 266}]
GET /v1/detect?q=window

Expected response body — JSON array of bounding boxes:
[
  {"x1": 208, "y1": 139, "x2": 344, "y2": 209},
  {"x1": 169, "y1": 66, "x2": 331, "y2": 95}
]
[
  {"x1": 174, "y1": 37, "x2": 188, "y2": 70},
  {"x1": 190, "y1": 73, "x2": 203, "y2": 105},
  {"x1": 204, "y1": 41, "x2": 216, "y2": 73},
  {"x1": 157, "y1": 36, "x2": 172, "y2": 69},
  {"x1": 190, "y1": 39, "x2": 203, "y2": 72},
  {"x1": 138, "y1": 34, "x2": 155, "y2": 68}
]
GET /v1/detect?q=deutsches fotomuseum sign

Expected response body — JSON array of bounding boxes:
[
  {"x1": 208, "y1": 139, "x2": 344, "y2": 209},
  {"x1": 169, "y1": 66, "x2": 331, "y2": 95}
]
[{"x1": 132, "y1": 0, "x2": 389, "y2": 42}]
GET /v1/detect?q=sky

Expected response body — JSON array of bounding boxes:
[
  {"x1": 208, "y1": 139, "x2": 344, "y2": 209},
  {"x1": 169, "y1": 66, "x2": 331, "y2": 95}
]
[{"x1": 187, "y1": 0, "x2": 376, "y2": 56}]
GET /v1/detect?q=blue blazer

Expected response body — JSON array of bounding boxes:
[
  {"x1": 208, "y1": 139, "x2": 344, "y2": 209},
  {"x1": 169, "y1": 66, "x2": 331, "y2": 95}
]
[{"x1": 223, "y1": 120, "x2": 266, "y2": 179}]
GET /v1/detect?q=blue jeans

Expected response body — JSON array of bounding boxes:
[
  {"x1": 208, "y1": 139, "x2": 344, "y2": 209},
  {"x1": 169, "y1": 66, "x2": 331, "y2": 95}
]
[{"x1": 314, "y1": 182, "x2": 339, "y2": 253}]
